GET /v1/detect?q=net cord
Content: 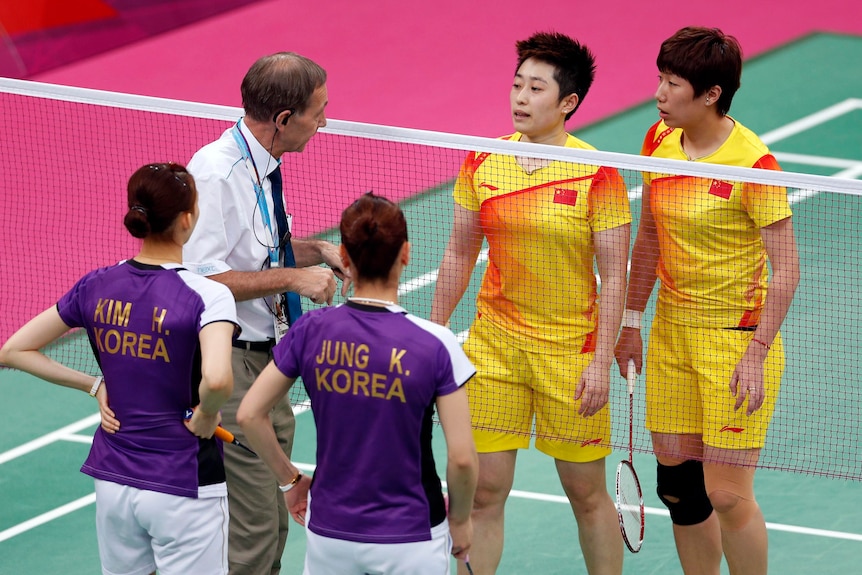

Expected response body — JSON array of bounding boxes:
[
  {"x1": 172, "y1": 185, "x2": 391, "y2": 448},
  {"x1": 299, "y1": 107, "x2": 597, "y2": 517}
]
[{"x1": 2, "y1": 77, "x2": 861, "y2": 196}]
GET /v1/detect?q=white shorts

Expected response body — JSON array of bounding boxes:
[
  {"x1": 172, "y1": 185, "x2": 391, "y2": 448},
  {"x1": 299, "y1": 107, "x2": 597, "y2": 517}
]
[
  {"x1": 94, "y1": 479, "x2": 229, "y2": 575},
  {"x1": 303, "y1": 502, "x2": 452, "y2": 575}
]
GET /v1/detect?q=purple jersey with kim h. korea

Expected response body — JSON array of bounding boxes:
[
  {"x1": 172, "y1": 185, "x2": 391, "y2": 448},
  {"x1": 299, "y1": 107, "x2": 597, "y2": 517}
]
[
  {"x1": 273, "y1": 300, "x2": 475, "y2": 544},
  {"x1": 56, "y1": 260, "x2": 238, "y2": 499}
]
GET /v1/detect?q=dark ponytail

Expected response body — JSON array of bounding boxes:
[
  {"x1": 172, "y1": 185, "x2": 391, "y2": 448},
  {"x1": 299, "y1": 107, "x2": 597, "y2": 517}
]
[
  {"x1": 124, "y1": 163, "x2": 195, "y2": 239},
  {"x1": 340, "y1": 192, "x2": 407, "y2": 280}
]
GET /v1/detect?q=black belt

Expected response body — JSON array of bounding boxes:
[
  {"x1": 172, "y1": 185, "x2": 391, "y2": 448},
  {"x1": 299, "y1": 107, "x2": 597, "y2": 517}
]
[{"x1": 232, "y1": 339, "x2": 276, "y2": 353}]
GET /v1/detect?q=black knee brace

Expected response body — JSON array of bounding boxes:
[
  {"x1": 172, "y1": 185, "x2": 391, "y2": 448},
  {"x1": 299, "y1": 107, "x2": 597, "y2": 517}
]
[{"x1": 656, "y1": 460, "x2": 714, "y2": 526}]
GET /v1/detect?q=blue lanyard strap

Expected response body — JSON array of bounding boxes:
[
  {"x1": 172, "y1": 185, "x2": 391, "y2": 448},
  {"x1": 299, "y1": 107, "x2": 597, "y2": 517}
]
[
  {"x1": 231, "y1": 120, "x2": 303, "y2": 325},
  {"x1": 231, "y1": 121, "x2": 280, "y2": 265}
]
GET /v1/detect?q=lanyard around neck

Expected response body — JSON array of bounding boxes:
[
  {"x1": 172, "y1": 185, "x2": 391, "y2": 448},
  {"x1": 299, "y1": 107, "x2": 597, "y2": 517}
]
[{"x1": 231, "y1": 120, "x2": 280, "y2": 265}]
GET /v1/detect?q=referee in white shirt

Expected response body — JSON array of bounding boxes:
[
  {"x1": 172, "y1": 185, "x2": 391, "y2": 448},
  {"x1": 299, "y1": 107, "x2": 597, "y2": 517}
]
[{"x1": 183, "y1": 52, "x2": 349, "y2": 575}]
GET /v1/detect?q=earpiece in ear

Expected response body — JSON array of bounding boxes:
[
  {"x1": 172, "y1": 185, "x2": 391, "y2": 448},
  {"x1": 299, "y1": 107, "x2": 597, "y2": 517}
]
[{"x1": 273, "y1": 108, "x2": 295, "y2": 127}]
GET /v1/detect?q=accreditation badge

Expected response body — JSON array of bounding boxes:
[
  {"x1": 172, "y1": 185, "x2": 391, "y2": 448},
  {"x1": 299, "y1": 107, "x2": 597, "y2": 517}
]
[{"x1": 272, "y1": 293, "x2": 290, "y2": 344}]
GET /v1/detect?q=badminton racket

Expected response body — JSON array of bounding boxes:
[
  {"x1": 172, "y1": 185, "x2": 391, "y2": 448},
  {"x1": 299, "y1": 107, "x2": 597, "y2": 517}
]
[
  {"x1": 615, "y1": 359, "x2": 644, "y2": 552},
  {"x1": 183, "y1": 408, "x2": 258, "y2": 456}
]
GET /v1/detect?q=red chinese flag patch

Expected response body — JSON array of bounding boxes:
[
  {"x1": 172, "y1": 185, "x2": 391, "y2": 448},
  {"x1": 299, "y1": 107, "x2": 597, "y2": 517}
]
[
  {"x1": 709, "y1": 179, "x2": 733, "y2": 199},
  {"x1": 554, "y1": 187, "x2": 578, "y2": 206}
]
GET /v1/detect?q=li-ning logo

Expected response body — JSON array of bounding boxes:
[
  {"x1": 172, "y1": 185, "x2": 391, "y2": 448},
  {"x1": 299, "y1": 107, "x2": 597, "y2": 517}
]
[
  {"x1": 719, "y1": 425, "x2": 745, "y2": 433},
  {"x1": 478, "y1": 182, "x2": 499, "y2": 190},
  {"x1": 581, "y1": 437, "x2": 603, "y2": 447}
]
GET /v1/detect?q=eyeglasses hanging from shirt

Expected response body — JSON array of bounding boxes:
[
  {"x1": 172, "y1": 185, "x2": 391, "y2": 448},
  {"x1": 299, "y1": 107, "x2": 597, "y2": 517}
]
[{"x1": 232, "y1": 121, "x2": 303, "y2": 342}]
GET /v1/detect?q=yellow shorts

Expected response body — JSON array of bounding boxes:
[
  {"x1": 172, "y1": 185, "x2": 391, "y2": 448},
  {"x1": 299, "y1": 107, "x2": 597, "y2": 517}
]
[
  {"x1": 645, "y1": 318, "x2": 784, "y2": 450},
  {"x1": 463, "y1": 315, "x2": 611, "y2": 463}
]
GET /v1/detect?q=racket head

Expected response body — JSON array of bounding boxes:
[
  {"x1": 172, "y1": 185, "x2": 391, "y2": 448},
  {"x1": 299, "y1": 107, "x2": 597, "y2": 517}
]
[{"x1": 615, "y1": 459, "x2": 645, "y2": 553}]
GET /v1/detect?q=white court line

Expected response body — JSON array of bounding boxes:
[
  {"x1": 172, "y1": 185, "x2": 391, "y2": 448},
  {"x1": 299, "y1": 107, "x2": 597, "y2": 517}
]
[
  {"x1": 58, "y1": 433, "x2": 97, "y2": 445},
  {"x1": 0, "y1": 414, "x2": 101, "y2": 465},
  {"x1": 0, "y1": 494, "x2": 96, "y2": 543},
  {"x1": 773, "y1": 151, "x2": 862, "y2": 169},
  {"x1": 629, "y1": 100, "x2": 862, "y2": 211},
  {"x1": 0, "y1": 460, "x2": 314, "y2": 543},
  {"x1": 759, "y1": 98, "x2": 862, "y2": 145},
  {"x1": 5, "y1": 458, "x2": 858, "y2": 545},
  {"x1": 0, "y1": 406, "x2": 313, "y2": 467},
  {"x1": 0, "y1": 411, "x2": 316, "y2": 544},
  {"x1": 789, "y1": 189, "x2": 823, "y2": 204},
  {"x1": 505, "y1": 489, "x2": 862, "y2": 542},
  {"x1": 398, "y1": 269, "x2": 440, "y2": 296},
  {"x1": 833, "y1": 164, "x2": 862, "y2": 180},
  {"x1": 398, "y1": 249, "x2": 489, "y2": 296}
]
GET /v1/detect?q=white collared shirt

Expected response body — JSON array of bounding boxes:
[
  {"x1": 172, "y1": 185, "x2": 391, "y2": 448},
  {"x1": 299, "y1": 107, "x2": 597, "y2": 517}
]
[{"x1": 183, "y1": 118, "x2": 283, "y2": 341}]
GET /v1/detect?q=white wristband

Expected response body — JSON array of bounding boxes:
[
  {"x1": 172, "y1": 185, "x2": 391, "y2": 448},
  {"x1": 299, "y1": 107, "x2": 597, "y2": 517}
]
[
  {"x1": 622, "y1": 309, "x2": 643, "y2": 330},
  {"x1": 88, "y1": 375, "x2": 103, "y2": 397},
  {"x1": 279, "y1": 472, "x2": 302, "y2": 492}
]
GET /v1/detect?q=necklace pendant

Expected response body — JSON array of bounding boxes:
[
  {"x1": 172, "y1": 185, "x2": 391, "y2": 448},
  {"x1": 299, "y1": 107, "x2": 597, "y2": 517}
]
[{"x1": 348, "y1": 297, "x2": 396, "y2": 307}]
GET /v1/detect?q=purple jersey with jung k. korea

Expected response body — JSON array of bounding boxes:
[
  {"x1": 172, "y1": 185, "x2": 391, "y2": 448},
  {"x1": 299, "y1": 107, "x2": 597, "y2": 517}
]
[{"x1": 273, "y1": 301, "x2": 475, "y2": 543}]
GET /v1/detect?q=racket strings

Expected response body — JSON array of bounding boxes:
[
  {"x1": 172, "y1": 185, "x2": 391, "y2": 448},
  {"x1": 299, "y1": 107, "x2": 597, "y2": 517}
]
[
  {"x1": 628, "y1": 391, "x2": 634, "y2": 460},
  {"x1": 617, "y1": 360, "x2": 644, "y2": 552},
  {"x1": 617, "y1": 462, "x2": 644, "y2": 550}
]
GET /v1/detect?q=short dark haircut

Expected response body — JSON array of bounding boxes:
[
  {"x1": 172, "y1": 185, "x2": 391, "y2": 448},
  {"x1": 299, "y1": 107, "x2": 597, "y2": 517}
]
[
  {"x1": 657, "y1": 27, "x2": 742, "y2": 116},
  {"x1": 515, "y1": 32, "x2": 596, "y2": 120},
  {"x1": 124, "y1": 163, "x2": 195, "y2": 239},
  {"x1": 340, "y1": 192, "x2": 408, "y2": 281},
  {"x1": 241, "y1": 52, "x2": 327, "y2": 123}
]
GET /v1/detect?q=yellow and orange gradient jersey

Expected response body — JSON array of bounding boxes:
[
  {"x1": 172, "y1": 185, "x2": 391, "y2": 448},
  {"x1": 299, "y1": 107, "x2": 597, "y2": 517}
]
[
  {"x1": 641, "y1": 119, "x2": 792, "y2": 328},
  {"x1": 454, "y1": 133, "x2": 631, "y2": 352}
]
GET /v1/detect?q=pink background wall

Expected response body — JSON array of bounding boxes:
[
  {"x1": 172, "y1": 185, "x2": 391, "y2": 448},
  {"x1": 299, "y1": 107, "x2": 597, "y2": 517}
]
[
  {"x1": 3, "y1": 0, "x2": 861, "y2": 342},
  {"x1": 30, "y1": 0, "x2": 862, "y2": 136}
]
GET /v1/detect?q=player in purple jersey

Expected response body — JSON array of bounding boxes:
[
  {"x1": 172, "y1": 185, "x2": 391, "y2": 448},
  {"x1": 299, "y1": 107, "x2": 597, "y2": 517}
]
[
  {"x1": 238, "y1": 193, "x2": 479, "y2": 574},
  {"x1": 0, "y1": 163, "x2": 238, "y2": 575}
]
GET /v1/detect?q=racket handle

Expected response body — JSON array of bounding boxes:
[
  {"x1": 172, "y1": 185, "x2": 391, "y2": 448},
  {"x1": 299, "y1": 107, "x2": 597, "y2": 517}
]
[
  {"x1": 184, "y1": 408, "x2": 235, "y2": 443},
  {"x1": 183, "y1": 407, "x2": 257, "y2": 453},
  {"x1": 214, "y1": 426, "x2": 236, "y2": 443},
  {"x1": 627, "y1": 359, "x2": 637, "y2": 395}
]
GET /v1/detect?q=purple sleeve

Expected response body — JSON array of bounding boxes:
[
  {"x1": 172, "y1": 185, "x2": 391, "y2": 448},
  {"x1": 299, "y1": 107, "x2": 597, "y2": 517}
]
[
  {"x1": 56, "y1": 271, "x2": 98, "y2": 329},
  {"x1": 434, "y1": 338, "x2": 473, "y2": 398},
  {"x1": 401, "y1": 313, "x2": 476, "y2": 398}
]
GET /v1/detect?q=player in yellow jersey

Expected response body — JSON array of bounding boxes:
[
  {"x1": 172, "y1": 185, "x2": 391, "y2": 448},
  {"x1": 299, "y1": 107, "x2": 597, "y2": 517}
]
[
  {"x1": 432, "y1": 32, "x2": 631, "y2": 575},
  {"x1": 615, "y1": 27, "x2": 800, "y2": 575}
]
